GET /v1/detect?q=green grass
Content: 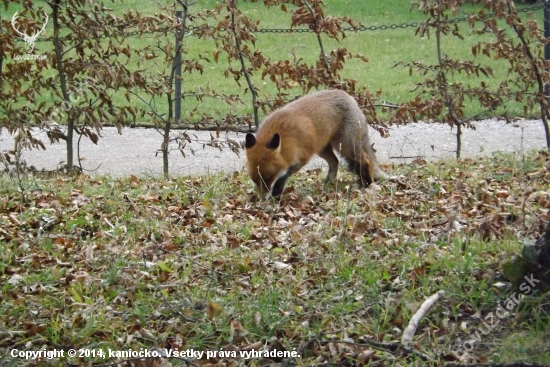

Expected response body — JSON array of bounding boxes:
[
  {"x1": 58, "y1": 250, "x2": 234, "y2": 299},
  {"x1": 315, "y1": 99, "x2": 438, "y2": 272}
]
[
  {"x1": 0, "y1": 151, "x2": 549, "y2": 365},
  {"x1": 1, "y1": 1, "x2": 545, "y2": 127}
]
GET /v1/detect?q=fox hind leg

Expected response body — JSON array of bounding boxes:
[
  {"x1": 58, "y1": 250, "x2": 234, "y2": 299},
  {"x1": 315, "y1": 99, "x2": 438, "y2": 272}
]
[
  {"x1": 335, "y1": 138, "x2": 375, "y2": 186},
  {"x1": 318, "y1": 144, "x2": 339, "y2": 184}
]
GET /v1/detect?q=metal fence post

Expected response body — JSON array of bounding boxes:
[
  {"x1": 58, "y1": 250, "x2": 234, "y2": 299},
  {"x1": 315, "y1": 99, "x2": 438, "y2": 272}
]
[{"x1": 175, "y1": 10, "x2": 182, "y2": 124}]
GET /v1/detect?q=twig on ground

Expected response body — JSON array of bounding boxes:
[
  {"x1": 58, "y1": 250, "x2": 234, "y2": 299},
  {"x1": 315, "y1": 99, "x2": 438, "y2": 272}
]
[
  {"x1": 389, "y1": 155, "x2": 425, "y2": 159},
  {"x1": 0, "y1": 330, "x2": 27, "y2": 339},
  {"x1": 401, "y1": 290, "x2": 445, "y2": 352}
]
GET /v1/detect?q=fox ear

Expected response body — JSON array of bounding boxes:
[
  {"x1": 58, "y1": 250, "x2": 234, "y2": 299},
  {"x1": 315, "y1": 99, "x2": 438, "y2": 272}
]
[
  {"x1": 266, "y1": 133, "x2": 280, "y2": 150},
  {"x1": 245, "y1": 133, "x2": 256, "y2": 149}
]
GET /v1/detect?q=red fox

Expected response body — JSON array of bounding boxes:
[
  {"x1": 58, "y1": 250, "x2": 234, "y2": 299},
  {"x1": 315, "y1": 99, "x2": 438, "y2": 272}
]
[{"x1": 245, "y1": 89, "x2": 386, "y2": 198}]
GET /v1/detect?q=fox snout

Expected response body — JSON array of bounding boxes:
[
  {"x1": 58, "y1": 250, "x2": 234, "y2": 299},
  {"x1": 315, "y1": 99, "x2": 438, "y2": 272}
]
[{"x1": 253, "y1": 174, "x2": 287, "y2": 199}]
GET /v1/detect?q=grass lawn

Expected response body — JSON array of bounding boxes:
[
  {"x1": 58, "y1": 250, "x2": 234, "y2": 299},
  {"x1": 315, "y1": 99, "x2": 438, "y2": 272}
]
[
  {"x1": 2, "y1": 1, "x2": 545, "y2": 126},
  {"x1": 0, "y1": 150, "x2": 549, "y2": 365}
]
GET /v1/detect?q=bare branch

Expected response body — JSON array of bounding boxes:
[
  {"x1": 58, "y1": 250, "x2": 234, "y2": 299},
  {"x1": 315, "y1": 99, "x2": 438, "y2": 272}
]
[{"x1": 401, "y1": 290, "x2": 445, "y2": 351}]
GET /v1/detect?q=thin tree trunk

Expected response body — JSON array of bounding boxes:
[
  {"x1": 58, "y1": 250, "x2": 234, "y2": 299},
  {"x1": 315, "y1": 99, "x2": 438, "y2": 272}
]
[
  {"x1": 0, "y1": 13, "x2": 3, "y2": 82},
  {"x1": 435, "y1": 0, "x2": 462, "y2": 158},
  {"x1": 164, "y1": 1, "x2": 189, "y2": 177},
  {"x1": 456, "y1": 123, "x2": 462, "y2": 159},
  {"x1": 541, "y1": 110, "x2": 550, "y2": 149},
  {"x1": 230, "y1": 0, "x2": 259, "y2": 128},
  {"x1": 51, "y1": 0, "x2": 73, "y2": 169},
  {"x1": 304, "y1": 0, "x2": 330, "y2": 71},
  {"x1": 507, "y1": 0, "x2": 550, "y2": 149}
]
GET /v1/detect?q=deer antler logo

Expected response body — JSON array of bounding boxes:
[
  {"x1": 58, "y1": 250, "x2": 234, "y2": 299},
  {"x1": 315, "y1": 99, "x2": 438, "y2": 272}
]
[{"x1": 11, "y1": 11, "x2": 49, "y2": 54}]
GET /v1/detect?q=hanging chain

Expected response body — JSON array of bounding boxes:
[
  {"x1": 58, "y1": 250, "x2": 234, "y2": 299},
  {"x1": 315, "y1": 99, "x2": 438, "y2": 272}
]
[
  {"x1": 16, "y1": 5, "x2": 546, "y2": 42},
  {"x1": 254, "y1": 4, "x2": 544, "y2": 33}
]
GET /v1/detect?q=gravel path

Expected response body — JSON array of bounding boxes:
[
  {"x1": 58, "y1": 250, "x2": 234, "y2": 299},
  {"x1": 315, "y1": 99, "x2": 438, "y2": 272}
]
[{"x1": 0, "y1": 119, "x2": 547, "y2": 177}]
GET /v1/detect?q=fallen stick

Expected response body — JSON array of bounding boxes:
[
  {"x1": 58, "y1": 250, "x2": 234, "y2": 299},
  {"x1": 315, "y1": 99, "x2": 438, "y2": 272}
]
[{"x1": 401, "y1": 290, "x2": 445, "y2": 351}]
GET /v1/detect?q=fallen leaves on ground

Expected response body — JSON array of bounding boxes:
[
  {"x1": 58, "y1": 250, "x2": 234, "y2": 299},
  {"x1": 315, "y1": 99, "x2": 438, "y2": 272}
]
[{"x1": 0, "y1": 151, "x2": 549, "y2": 366}]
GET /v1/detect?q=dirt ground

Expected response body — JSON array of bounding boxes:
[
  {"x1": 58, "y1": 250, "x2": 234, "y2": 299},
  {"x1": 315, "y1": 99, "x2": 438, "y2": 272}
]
[{"x1": 0, "y1": 119, "x2": 547, "y2": 177}]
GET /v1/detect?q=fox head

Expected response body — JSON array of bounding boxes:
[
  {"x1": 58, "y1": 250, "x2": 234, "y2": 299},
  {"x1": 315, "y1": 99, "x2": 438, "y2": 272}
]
[{"x1": 245, "y1": 132, "x2": 292, "y2": 198}]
